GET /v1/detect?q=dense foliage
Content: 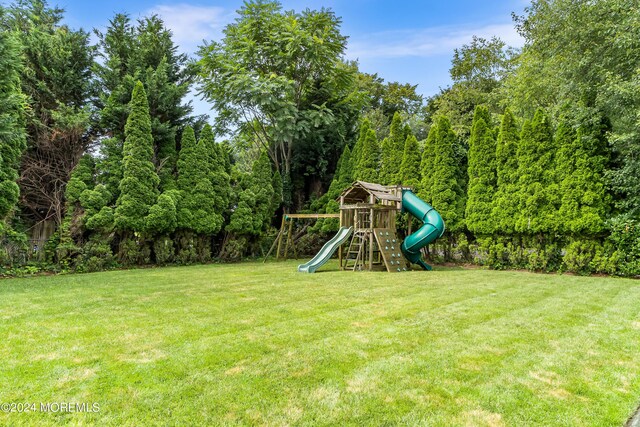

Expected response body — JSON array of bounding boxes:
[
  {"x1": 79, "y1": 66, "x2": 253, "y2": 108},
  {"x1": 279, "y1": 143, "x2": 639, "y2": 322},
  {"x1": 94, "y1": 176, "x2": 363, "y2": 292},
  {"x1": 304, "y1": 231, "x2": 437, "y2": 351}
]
[
  {"x1": 0, "y1": 11, "x2": 26, "y2": 231},
  {"x1": 197, "y1": 0, "x2": 362, "y2": 207},
  {"x1": 0, "y1": 0, "x2": 638, "y2": 277},
  {"x1": 2, "y1": 0, "x2": 94, "y2": 226}
]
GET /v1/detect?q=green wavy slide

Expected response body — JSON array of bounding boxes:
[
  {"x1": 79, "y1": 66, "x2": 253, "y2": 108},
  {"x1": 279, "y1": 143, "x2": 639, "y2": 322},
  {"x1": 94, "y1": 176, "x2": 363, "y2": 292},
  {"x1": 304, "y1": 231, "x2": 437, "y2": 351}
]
[{"x1": 297, "y1": 226, "x2": 353, "y2": 273}]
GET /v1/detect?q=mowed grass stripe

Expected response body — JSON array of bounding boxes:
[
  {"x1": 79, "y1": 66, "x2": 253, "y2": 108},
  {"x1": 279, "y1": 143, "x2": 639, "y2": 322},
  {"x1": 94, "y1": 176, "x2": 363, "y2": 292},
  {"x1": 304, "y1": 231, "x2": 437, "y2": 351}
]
[
  {"x1": 231, "y1": 275, "x2": 624, "y2": 424},
  {"x1": 471, "y1": 284, "x2": 640, "y2": 426},
  {"x1": 2, "y1": 266, "x2": 520, "y2": 364},
  {"x1": 0, "y1": 262, "x2": 638, "y2": 426}
]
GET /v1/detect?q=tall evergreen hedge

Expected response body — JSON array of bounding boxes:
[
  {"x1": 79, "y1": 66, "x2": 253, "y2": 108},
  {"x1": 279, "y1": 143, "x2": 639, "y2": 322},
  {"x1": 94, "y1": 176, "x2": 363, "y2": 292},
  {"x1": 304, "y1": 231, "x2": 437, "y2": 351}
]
[{"x1": 114, "y1": 81, "x2": 160, "y2": 233}]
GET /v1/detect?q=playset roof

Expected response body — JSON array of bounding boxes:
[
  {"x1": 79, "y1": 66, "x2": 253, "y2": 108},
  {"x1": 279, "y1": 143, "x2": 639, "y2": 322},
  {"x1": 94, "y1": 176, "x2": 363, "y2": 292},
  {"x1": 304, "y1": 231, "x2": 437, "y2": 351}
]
[{"x1": 339, "y1": 181, "x2": 402, "y2": 204}]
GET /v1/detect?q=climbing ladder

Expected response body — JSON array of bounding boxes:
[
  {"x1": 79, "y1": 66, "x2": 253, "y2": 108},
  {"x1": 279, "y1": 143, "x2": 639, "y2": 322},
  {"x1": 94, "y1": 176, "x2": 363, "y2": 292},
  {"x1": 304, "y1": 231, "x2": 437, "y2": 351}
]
[
  {"x1": 343, "y1": 209, "x2": 373, "y2": 271},
  {"x1": 343, "y1": 230, "x2": 367, "y2": 271},
  {"x1": 373, "y1": 228, "x2": 406, "y2": 273}
]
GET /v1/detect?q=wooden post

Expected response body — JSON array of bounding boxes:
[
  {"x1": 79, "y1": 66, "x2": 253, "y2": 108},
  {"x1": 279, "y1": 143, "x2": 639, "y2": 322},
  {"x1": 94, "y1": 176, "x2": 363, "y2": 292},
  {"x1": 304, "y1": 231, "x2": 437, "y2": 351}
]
[
  {"x1": 263, "y1": 228, "x2": 283, "y2": 262},
  {"x1": 339, "y1": 200, "x2": 344, "y2": 268},
  {"x1": 369, "y1": 194, "x2": 374, "y2": 271},
  {"x1": 283, "y1": 218, "x2": 293, "y2": 260},
  {"x1": 276, "y1": 215, "x2": 286, "y2": 260}
]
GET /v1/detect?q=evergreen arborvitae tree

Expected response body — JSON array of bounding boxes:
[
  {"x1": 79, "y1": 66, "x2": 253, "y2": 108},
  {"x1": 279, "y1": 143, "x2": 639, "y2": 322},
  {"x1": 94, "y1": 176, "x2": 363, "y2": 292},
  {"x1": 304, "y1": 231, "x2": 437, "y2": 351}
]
[
  {"x1": 146, "y1": 192, "x2": 177, "y2": 235},
  {"x1": 556, "y1": 118, "x2": 610, "y2": 235},
  {"x1": 251, "y1": 151, "x2": 276, "y2": 231},
  {"x1": 226, "y1": 152, "x2": 275, "y2": 237},
  {"x1": 327, "y1": 144, "x2": 353, "y2": 198},
  {"x1": 418, "y1": 125, "x2": 437, "y2": 204},
  {"x1": 200, "y1": 124, "x2": 230, "y2": 225},
  {"x1": 0, "y1": 22, "x2": 25, "y2": 228},
  {"x1": 515, "y1": 108, "x2": 558, "y2": 234},
  {"x1": 218, "y1": 140, "x2": 232, "y2": 175},
  {"x1": 351, "y1": 118, "x2": 370, "y2": 179},
  {"x1": 57, "y1": 155, "x2": 94, "y2": 253},
  {"x1": 356, "y1": 128, "x2": 380, "y2": 182},
  {"x1": 194, "y1": 137, "x2": 223, "y2": 234},
  {"x1": 465, "y1": 105, "x2": 497, "y2": 235},
  {"x1": 114, "y1": 81, "x2": 160, "y2": 233},
  {"x1": 403, "y1": 123, "x2": 413, "y2": 141},
  {"x1": 430, "y1": 116, "x2": 465, "y2": 232},
  {"x1": 65, "y1": 154, "x2": 96, "y2": 221},
  {"x1": 175, "y1": 126, "x2": 197, "y2": 231},
  {"x1": 64, "y1": 158, "x2": 114, "y2": 234},
  {"x1": 95, "y1": 14, "x2": 193, "y2": 196},
  {"x1": 399, "y1": 135, "x2": 421, "y2": 189},
  {"x1": 492, "y1": 109, "x2": 520, "y2": 234},
  {"x1": 176, "y1": 126, "x2": 221, "y2": 234},
  {"x1": 68, "y1": 155, "x2": 95, "y2": 195},
  {"x1": 380, "y1": 112, "x2": 405, "y2": 184},
  {"x1": 337, "y1": 144, "x2": 354, "y2": 188}
]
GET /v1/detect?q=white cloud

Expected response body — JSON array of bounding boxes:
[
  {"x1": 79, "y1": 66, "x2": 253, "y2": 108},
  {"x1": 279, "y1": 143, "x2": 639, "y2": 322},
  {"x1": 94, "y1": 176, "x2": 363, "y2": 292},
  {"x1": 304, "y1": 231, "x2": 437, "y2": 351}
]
[
  {"x1": 147, "y1": 4, "x2": 232, "y2": 54},
  {"x1": 347, "y1": 23, "x2": 524, "y2": 60}
]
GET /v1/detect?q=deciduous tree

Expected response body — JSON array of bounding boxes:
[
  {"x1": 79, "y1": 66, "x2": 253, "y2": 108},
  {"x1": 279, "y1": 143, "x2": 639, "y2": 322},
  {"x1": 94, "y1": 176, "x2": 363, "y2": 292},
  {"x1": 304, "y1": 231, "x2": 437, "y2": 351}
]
[{"x1": 198, "y1": 0, "x2": 353, "y2": 207}]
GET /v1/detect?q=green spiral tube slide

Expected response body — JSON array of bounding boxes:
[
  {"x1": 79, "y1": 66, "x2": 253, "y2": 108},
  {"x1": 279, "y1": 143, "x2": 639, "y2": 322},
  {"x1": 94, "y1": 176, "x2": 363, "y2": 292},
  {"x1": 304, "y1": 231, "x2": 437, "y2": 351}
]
[{"x1": 400, "y1": 189, "x2": 445, "y2": 270}]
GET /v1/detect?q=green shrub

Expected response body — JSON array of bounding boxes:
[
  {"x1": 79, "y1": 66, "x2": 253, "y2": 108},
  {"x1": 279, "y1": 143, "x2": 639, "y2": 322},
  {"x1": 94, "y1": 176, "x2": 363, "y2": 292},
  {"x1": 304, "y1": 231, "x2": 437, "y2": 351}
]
[
  {"x1": 476, "y1": 236, "x2": 511, "y2": 269},
  {"x1": 220, "y1": 236, "x2": 247, "y2": 261},
  {"x1": 563, "y1": 239, "x2": 601, "y2": 275},
  {"x1": 153, "y1": 236, "x2": 175, "y2": 265},
  {"x1": 176, "y1": 233, "x2": 198, "y2": 264},
  {"x1": 454, "y1": 233, "x2": 472, "y2": 262},
  {"x1": 526, "y1": 239, "x2": 563, "y2": 273},
  {"x1": 590, "y1": 242, "x2": 619, "y2": 275},
  {"x1": 77, "y1": 236, "x2": 116, "y2": 272},
  {"x1": 118, "y1": 236, "x2": 151, "y2": 266},
  {"x1": 195, "y1": 237, "x2": 211, "y2": 263},
  {"x1": 607, "y1": 216, "x2": 640, "y2": 277}
]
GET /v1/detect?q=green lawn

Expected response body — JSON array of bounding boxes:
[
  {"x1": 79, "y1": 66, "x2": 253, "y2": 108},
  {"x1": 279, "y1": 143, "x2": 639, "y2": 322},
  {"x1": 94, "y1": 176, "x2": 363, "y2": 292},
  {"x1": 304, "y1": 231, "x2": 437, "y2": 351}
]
[{"x1": 1, "y1": 261, "x2": 639, "y2": 426}]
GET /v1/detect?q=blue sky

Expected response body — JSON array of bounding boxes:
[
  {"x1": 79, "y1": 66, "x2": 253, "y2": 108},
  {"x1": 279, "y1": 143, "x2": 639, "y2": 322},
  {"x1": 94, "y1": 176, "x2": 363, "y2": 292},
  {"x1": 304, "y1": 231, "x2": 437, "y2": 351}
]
[{"x1": 47, "y1": 0, "x2": 527, "y2": 116}]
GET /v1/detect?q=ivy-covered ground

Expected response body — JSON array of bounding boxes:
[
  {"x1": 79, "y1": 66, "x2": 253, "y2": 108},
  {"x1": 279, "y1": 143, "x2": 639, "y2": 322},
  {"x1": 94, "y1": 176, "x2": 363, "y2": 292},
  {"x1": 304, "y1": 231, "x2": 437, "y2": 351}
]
[{"x1": 1, "y1": 261, "x2": 639, "y2": 426}]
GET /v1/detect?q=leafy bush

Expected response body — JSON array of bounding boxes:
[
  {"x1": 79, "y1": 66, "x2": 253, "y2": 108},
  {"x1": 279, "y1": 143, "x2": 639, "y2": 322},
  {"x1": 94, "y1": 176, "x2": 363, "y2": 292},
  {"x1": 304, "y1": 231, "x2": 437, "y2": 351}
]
[
  {"x1": 118, "y1": 236, "x2": 150, "y2": 266},
  {"x1": 526, "y1": 240, "x2": 563, "y2": 273},
  {"x1": 484, "y1": 238, "x2": 510, "y2": 270},
  {"x1": 74, "y1": 235, "x2": 117, "y2": 272},
  {"x1": 176, "y1": 233, "x2": 198, "y2": 264},
  {"x1": 563, "y1": 239, "x2": 601, "y2": 275},
  {"x1": 153, "y1": 236, "x2": 175, "y2": 265},
  {"x1": 607, "y1": 216, "x2": 640, "y2": 277},
  {"x1": 220, "y1": 236, "x2": 247, "y2": 261},
  {"x1": 195, "y1": 237, "x2": 211, "y2": 263}
]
